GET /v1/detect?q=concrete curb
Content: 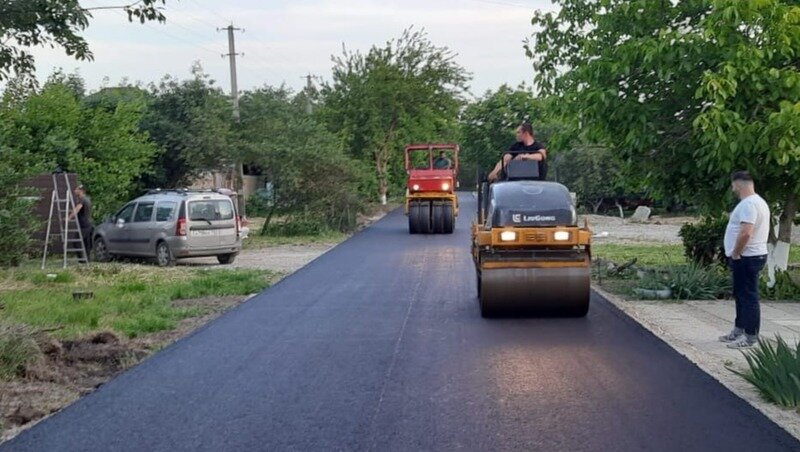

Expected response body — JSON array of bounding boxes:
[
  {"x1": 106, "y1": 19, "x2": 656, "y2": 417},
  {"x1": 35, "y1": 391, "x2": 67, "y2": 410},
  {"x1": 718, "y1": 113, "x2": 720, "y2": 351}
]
[{"x1": 593, "y1": 285, "x2": 800, "y2": 441}]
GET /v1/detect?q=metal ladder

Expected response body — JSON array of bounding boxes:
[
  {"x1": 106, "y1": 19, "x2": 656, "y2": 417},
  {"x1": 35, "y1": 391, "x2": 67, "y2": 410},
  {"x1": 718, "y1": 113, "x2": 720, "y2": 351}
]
[{"x1": 41, "y1": 172, "x2": 88, "y2": 269}]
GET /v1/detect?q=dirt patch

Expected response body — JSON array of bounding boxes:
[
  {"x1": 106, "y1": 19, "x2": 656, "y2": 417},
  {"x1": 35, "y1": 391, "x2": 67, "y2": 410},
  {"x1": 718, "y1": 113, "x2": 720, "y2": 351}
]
[
  {"x1": 583, "y1": 214, "x2": 695, "y2": 244},
  {"x1": 0, "y1": 294, "x2": 255, "y2": 442}
]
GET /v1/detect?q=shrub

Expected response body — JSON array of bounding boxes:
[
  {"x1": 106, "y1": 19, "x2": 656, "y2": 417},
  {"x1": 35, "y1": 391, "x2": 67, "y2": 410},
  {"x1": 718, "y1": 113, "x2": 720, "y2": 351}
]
[
  {"x1": 0, "y1": 322, "x2": 41, "y2": 380},
  {"x1": 760, "y1": 270, "x2": 800, "y2": 301},
  {"x1": 635, "y1": 263, "x2": 731, "y2": 300},
  {"x1": 732, "y1": 335, "x2": 800, "y2": 409},
  {"x1": 668, "y1": 263, "x2": 731, "y2": 300},
  {"x1": 679, "y1": 216, "x2": 727, "y2": 267}
]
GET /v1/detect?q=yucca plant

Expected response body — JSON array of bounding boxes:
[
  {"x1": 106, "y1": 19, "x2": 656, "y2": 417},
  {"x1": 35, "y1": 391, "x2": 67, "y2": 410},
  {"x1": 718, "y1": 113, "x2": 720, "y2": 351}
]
[
  {"x1": 731, "y1": 335, "x2": 800, "y2": 409},
  {"x1": 667, "y1": 263, "x2": 731, "y2": 300}
]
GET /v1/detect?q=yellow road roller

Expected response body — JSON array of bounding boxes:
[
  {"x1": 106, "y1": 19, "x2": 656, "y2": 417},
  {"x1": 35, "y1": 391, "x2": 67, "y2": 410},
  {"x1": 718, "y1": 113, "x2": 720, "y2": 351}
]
[{"x1": 472, "y1": 158, "x2": 592, "y2": 317}]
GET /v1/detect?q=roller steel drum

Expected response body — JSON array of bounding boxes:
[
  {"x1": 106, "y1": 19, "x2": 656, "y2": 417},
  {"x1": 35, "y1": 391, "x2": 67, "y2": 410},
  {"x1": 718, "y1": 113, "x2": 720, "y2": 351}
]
[{"x1": 478, "y1": 266, "x2": 590, "y2": 317}]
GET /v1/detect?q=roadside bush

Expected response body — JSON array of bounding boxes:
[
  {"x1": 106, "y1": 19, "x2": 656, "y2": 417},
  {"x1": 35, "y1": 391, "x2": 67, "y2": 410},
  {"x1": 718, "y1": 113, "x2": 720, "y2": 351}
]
[
  {"x1": 760, "y1": 271, "x2": 800, "y2": 301},
  {"x1": 0, "y1": 322, "x2": 41, "y2": 380},
  {"x1": 635, "y1": 263, "x2": 731, "y2": 300},
  {"x1": 667, "y1": 263, "x2": 731, "y2": 300},
  {"x1": 732, "y1": 335, "x2": 800, "y2": 409},
  {"x1": 679, "y1": 216, "x2": 727, "y2": 267}
]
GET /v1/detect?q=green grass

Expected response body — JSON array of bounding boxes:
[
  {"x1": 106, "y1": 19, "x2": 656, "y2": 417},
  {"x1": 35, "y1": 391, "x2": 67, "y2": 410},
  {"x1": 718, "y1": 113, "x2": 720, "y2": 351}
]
[
  {"x1": 243, "y1": 230, "x2": 347, "y2": 249},
  {"x1": 594, "y1": 243, "x2": 799, "y2": 267},
  {"x1": 593, "y1": 243, "x2": 687, "y2": 266},
  {"x1": 0, "y1": 321, "x2": 40, "y2": 380},
  {"x1": 0, "y1": 264, "x2": 274, "y2": 339}
]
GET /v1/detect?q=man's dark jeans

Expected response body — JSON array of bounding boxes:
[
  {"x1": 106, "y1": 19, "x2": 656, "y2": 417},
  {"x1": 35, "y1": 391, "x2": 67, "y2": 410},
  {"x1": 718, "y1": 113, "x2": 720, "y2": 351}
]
[{"x1": 730, "y1": 255, "x2": 768, "y2": 336}]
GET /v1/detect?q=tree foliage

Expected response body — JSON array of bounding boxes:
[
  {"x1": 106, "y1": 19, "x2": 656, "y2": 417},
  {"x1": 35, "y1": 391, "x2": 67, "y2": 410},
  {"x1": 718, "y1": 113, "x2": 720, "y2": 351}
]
[
  {"x1": 0, "y1": 73, "x2": 158, "y2": 220},
  {"x1": 321, "y1": 28, "x2": 470, "y2": 203},
  {"x1": 0, "y1": 0, "x2": 166, "y2": 81},
  {"x1": 238, "y1": 86, "x2": 370, "y2": 233},
  {"x1": 140, "y1": 66, "x2": 234, "y2": 189},
  {"x1": 527, "y1": 0, "x2": 799, "y2": 245}
]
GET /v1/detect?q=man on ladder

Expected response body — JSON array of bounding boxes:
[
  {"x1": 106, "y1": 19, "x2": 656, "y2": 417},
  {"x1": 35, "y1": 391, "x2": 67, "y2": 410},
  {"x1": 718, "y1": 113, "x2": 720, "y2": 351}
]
[{"x1": 68, "y1": 184, "x2": 93, "y2": 258}]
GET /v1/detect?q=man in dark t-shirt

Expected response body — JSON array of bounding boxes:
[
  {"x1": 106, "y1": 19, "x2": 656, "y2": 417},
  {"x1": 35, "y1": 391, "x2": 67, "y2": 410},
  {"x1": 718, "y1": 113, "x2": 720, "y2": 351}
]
[
  {"x1": 68, "y1": 185, "x2": 93, "y2": 256},
  {"x1": 488, "y1": 121, "x2": 548, "y2": 182},
  {"x1": 433, "y1": 150, "x2": 452, "y2": 169}
]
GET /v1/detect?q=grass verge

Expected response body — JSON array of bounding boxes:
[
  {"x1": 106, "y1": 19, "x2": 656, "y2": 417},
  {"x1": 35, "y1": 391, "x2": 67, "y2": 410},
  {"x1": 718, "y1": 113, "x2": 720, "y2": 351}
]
[{"x1": 0, "y1": 263, "x2": 275, "y2": 340}]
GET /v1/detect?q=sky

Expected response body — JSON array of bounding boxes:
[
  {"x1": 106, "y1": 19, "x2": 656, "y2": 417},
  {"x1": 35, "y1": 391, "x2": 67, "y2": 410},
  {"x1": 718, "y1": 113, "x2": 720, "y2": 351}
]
[{"x1": 25, "y1": 0, "x2": 557, "y2": 97}]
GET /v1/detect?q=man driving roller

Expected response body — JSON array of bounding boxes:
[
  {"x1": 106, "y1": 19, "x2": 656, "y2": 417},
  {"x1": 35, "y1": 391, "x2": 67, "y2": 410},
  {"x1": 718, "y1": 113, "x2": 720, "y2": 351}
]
[{"x1": 487, "y1": 121, "x2": 548, "y2": 182}]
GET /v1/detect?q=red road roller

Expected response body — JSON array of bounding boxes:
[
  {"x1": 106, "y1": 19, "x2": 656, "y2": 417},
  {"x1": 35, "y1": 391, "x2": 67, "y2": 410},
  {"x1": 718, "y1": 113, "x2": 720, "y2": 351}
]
[{"x1": 405, "y1": 143, "x2": 460, "y2": 234}]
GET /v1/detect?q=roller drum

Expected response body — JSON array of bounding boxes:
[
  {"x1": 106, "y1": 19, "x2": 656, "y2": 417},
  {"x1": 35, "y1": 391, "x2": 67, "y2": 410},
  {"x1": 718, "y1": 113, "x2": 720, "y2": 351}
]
[{"x1": 479, "y1": 266, "x2": 590, "y2": 317}]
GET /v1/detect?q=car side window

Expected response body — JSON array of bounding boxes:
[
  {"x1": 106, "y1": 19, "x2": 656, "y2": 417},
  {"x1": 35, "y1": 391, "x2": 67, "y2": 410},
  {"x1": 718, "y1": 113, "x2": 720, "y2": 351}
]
[
  {"x1": 117, "y1": 203, "x2": 136, "y2": 223},
  {"x1": 133, "y1": 202, "x2": 154, "y2": 223},
  {"x1": 155, "y1": 201, "x2": 177, "y2": 222}
]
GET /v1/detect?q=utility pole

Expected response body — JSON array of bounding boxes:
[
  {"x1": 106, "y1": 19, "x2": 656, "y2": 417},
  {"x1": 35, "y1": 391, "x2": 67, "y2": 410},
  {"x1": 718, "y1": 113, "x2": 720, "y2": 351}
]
[
  {"x1": 218, "y1": 23, "x2": 246, "y2": 216},
  {"x1": 300, "y1": 74, "x2": 319, "y2": 114},
  {"x1": 220, "y1": 24, "x2": 243, "y2": 121}
]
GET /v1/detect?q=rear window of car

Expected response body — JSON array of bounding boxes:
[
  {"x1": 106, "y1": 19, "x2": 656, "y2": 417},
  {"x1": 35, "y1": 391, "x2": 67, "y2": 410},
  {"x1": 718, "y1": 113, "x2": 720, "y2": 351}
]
[
  {"x1": 133, "y1": 202, "x2": 154, "y2": 222},
  {"x1": 156, "y1": 201, "x2": 177, "y2": 222},
  {"x1": 188, "y1": 199, "x2": 234, "y2": 221}
]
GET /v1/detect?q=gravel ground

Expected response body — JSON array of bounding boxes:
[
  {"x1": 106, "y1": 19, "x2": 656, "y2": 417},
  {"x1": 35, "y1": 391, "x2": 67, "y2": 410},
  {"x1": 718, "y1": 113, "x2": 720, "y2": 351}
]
[
  {"x1": 179, "y1": 243, "x2": 336, "y2": 273},
  {"x1": 584, "y1": 214, "x2": 800, "y2": 245}
]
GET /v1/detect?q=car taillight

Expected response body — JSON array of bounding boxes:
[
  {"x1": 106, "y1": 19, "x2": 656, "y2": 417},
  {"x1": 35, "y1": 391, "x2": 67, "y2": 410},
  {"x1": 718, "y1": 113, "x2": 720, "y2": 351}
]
[
  {"x1": 176, "y1": 218, "x2": 187, "y2": 236},
  {"x1": 235, "y1": 216, "x2": 241, "y2": 234}
]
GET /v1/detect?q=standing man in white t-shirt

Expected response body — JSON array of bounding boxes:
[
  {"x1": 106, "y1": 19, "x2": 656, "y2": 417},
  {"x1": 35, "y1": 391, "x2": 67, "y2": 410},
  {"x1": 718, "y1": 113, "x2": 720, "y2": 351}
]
[{"x1": 719, "y1": 171, "x2": 770, "y2": 349}]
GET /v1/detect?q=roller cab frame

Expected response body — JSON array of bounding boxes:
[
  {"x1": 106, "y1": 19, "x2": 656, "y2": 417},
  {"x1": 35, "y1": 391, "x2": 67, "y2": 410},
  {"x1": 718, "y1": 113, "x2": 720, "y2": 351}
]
[
  {"x1": 472, "y1": 157, "x2": 592, "y2": 317},
  {"x1": 405, "y1": 143, "x2": 460, "y2": 234}
]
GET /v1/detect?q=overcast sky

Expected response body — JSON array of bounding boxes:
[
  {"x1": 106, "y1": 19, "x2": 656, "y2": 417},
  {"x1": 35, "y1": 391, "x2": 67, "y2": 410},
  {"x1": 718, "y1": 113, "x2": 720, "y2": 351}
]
[{"x1": 26, "y1": 0, "x2": 557, "y2": 97}]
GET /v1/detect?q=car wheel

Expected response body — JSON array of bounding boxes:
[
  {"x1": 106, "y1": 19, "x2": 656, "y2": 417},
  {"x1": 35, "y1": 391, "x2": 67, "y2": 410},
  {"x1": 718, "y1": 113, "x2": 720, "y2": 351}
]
[
  {"x1": 217, "y1": 253, "x2": 236, "y2": 265},
  {"x1": 93, "y1": 237, "x2": 113, "y2": 263},
  {"x1": 155, "y1": 241, "x2": 176, "y2": 267}
]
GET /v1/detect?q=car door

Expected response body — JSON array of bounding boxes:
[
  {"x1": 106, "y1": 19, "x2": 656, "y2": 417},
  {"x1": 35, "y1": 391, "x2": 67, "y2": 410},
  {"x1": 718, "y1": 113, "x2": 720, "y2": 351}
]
[
  {"x1": 153, "y1": 200, "x2": 178, "y2": 245},
  {"x1": 130, "y1": 201, "x2": 155, "y2": 255},
  {"x1": 106, "y1": 203, "x2": 136, "y2": 254}
]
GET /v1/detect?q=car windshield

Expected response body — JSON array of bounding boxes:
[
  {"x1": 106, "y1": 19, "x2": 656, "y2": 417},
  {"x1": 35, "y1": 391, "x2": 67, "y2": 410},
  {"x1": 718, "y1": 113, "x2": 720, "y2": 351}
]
[{"x1": 188, "y1": 200, "x2": 234, "y2": 221}]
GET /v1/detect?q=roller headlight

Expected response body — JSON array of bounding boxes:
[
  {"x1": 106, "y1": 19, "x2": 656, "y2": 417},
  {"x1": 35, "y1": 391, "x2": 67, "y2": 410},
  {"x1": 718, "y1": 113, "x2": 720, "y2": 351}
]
[
  {"x1": 554, "y1": 231, "x2": 571, "y2": 241},
  {"x1": 500, "y1": 231, "x2": 518, "y2": 242},
  {"x1": 441, "y1": 182, "x2": 450, "y2": 191},
  {"x1": 412, "y1": 184, "x2": 420, "y2": 191}
]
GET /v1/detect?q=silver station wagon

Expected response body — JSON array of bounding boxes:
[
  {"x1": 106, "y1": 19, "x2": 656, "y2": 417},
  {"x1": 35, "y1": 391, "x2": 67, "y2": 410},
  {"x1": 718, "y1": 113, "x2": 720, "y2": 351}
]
[{"x1": 93, "y1": 189, "x2": 243, "y2": 266}]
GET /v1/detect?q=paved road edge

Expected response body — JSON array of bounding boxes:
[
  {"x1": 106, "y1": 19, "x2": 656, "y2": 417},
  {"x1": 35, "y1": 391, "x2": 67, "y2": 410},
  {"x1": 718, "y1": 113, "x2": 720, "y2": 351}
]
[{"x1": 593, "y1": 285, "x2": 800, "y2": 441}]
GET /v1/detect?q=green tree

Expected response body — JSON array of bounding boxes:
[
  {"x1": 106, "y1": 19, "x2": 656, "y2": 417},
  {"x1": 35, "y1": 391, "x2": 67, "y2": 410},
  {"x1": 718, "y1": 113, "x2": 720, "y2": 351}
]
[
  {"x1": 527, "y1": 0, "x2": 800, "y2": 277},
  {"x1": 554, "y1": 146, "x2": 624, "y2": 214},
  {"x1": 0, "y1": 0, "x2": 166, "y2": 80},
  {"x1": 237, "y1": 86, "x2": 369, "y2": 232},
  {"x1": 0, "y1": 0, "x2": 166, "y2": 81},
  {"x1": 321, "y1": 28, "x2": 470, "y2": 204},
  {"x1": 0, "y1": 73, "x2": 158, "y2": 220},
  {"x1": 141, "y1": 66, "x2": 234, "y2": 189}
]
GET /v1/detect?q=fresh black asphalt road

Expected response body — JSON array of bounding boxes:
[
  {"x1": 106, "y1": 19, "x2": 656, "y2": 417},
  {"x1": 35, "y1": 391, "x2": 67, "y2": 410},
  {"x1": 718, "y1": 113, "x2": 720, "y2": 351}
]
[{"x1": 5, "y1": 195, "x2": 798, "y2": 451}]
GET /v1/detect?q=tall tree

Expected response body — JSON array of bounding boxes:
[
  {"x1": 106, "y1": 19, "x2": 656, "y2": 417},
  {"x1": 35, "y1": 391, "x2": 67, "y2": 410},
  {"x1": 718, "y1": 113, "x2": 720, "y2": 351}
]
[
  {"x1": 321, "y1": 28, "x2": 470, "y2": 204},
  {"x1": 141, "y1": 65, "x2": 234, "y2": 189},
  {"x1": 237, "y1": 86, "x2": 369, "y2": 232},
  {"x1": 528, "y1": 0, "x2": 800, "y2": 278},
  {"x1": 0, "y1": 0, "x2": 166, "y2": 81},
  {"x1": 0, "y1": 73, "x2": 158, "y2": 220}
]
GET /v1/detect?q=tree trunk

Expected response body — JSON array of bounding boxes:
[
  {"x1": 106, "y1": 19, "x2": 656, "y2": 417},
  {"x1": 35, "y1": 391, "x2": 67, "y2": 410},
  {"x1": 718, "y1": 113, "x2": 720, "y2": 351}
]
[
  {"x1": 592, "y1": 199, "x2": 603, "y2": 214},
  {"x1": 767, "y1": 192, "x2": 797, "y2": 287},
  {"x1": 615, "y1": 200, "x2": 624, "y2": 219},
  {"x1": 374, "y1": 119, "x2": 397, "y2": 206}
]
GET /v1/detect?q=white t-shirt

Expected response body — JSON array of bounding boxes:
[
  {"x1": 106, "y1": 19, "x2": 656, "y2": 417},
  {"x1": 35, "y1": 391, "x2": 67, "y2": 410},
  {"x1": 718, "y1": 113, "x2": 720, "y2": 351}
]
[{"x1": 724, "y1": 194, "x2": 770, "y2": 257}]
